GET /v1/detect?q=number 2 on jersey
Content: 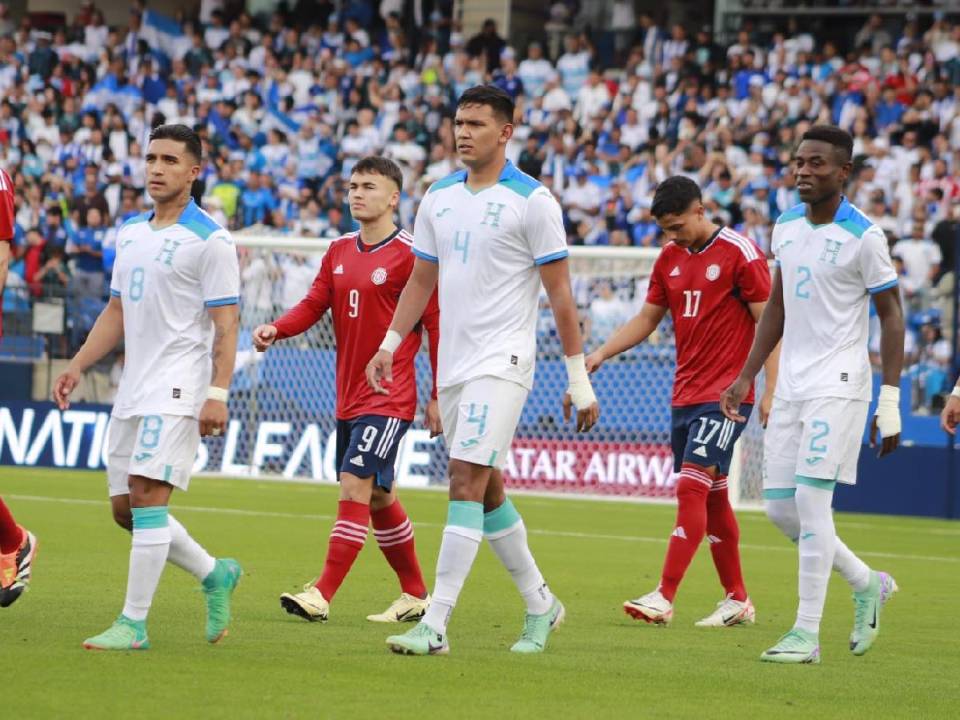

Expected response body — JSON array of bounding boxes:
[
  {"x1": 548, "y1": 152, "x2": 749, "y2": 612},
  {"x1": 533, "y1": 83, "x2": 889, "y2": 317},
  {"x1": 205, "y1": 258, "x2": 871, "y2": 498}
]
[
  {"x1": 682, "y1": 290, "x2": 701, "y2": 317},
  {"x1": 348, "y1": 289, "x2": 359, "y2": 318},
  {"x1": 795, "y1": 266, "x2": 812, "y2": 299}
]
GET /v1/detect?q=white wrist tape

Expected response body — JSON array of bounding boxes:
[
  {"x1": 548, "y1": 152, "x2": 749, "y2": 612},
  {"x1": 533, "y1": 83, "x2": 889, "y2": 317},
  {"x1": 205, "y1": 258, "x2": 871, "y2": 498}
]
[
  {"x1": 564, "y1": 353, "x2": 597, "y2": 410},
  {"x1": 207, "y1": 386, "x2": 229, "y2": 402},
  {"x1": 952, "y1": 386, "x2": 960, "y2": 399},
  {"x1": 875, "y1": 384, "x2": 901, "y2": 439},
  {"x1": 379, "y1": 330, "x2": 403, "y2": 353}
]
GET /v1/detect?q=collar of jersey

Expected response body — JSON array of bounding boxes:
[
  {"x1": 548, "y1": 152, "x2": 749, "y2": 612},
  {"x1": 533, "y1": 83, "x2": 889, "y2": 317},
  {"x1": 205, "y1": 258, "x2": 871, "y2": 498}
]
[
  {"x1": 461, "y1": 159, "x2": 520, "y2": 195},
  {"x1": 687, "y1": 226, "x2": 723, "y2": 255},
  {"x1": 804, "y1": 195, "x2": 852, "y2": 229},
  {"x1": 147, "y1": 198, "x2": 200, "y2": 231},
  {"x1": 356, "y1": 226, "x2": 400, "y2": 253}
]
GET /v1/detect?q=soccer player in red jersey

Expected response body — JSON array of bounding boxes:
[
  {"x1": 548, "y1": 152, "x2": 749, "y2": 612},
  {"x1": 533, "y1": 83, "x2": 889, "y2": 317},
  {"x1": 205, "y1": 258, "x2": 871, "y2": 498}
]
[
  {"x1": 253, "y1": 157, "x2": 439, "y2": 624},
  {"x1": 0, "y1": 166, "x2": 40, "y2": 608},
  {"x1": 585, "y1": 176, "x2": 778, "y2": 627}
]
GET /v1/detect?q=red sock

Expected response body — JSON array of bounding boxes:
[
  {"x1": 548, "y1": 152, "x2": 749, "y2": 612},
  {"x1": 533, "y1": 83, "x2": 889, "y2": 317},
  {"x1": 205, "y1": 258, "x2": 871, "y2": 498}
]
[
  {"x1": 316, "y1": 500, "x2": 369, "y2": 601},
  {"x1": 706, "y1": 476, "x2": 748, "y2": 602},
  {"x1": 371, "y1": 500, "x2": 427, "y2": 598},
  {"x1": 659, "y1": 465, "x2": 712, "y2": 603},
  {"x1": 0, "y1": 497, "x2": 23, "y2": 554}
]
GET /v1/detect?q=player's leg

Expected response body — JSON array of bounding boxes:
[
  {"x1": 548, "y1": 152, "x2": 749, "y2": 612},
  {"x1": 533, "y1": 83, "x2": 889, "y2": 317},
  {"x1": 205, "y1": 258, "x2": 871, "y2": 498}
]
[
  {"x1": 388, "y1": 382, "x2": 491, "y2": 655},
  {"x1": 483, "y1": 470, "x2": 565, "y2": 654},
  {"x1": 367, "y1": 483, "x2": 430, "y2": 623},
  {"x1": 0, "y1": 496, "x2": 38, "y2": 608}
]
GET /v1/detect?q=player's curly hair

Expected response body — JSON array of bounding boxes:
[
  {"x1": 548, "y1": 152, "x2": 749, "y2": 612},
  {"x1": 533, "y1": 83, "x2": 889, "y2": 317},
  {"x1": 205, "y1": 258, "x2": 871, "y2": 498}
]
[
  {"x1": 149, "y1": 123, "x2": 202, "y2": 163},
  {"x1": 801, "y1": 124, "x2": 853, "y2": 164},
  {"x1": 457, "y1": 85, "x2": 515, "y2": 124},
  {"x1": 651, "y1": 176, "x2": 702, "y2": 219}
]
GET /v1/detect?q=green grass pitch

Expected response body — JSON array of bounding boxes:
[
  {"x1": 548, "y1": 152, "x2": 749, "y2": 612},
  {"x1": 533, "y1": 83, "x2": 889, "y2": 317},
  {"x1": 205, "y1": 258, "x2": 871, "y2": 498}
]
[{"x1": 2, "y1": 467, "x2": 958, "y2": 719}]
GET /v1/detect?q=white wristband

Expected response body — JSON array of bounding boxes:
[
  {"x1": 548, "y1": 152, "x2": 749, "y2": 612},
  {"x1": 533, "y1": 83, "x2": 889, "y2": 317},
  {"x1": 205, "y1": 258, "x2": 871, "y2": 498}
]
[
  {"x1": 564, "y1": 353, "x2": 597, "y2": 410},
  {"x1": 207, "y1": 386, "x2": 229, "y2": 402},
  {"x1": 564, "y1": 353, "x2": 590, "y2": 386},
  {"x1": 878, "y1": 384, "x2": 900, "y2": 404},
  {"x1": 875, "y1": 384, "x2": 901, "y2": 439},
  {"x1": 952, "y1": 386, "x2": 960, "y2": 399},
  {"x1": 379, "y1": 330, "x2": 403, "y2": 353}
]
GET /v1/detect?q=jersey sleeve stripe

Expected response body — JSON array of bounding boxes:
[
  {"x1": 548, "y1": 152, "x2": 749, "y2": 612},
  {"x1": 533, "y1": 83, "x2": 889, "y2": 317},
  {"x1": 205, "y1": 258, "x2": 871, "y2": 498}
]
[
  {"x1": 867, "y1": 279, "x2": 898, "y2": 295},
  {"x1": 204, "y1": 296, "x2": 239, "y2": 307},
  {"x1": 534, "y1": 249, "x2": 569, "y2": 265},
  {"x1": 110, "y1": 288, "x2": 121, "y2": 297},
  {"x1": 412, "y1": 248, "x2": 439, "y2": 263},
  {"x1": 718, "y1": 229, "x2": 760, "y2": 261}
]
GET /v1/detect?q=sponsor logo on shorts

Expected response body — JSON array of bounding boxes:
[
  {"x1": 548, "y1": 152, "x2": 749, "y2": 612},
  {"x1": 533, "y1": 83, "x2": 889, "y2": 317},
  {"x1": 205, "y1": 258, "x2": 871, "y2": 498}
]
[
  {"x1": 371, "y1": 268, "x2": 388, "y2": 285},
  {"x1": 805, "y1": 456, "x2": 824, "y2": 466},
  {"x1": 693, "y1": 445, "x2": 709, "y2": 458},
  {"x1": 134, "y1": 452, "x2": 153, "y2": 463},
  {"x1": 172, "y1": 388, "x2": 181, "y2": 399},
  {"x1": 350, "y1": 454, "x2": 365, "y2": 467},
  {"x1": 510, "y1": 355, "x2": 518, "y2": 365},
  {"x1": 840, "y1": 372, "x2": 848, "y2": 382}
]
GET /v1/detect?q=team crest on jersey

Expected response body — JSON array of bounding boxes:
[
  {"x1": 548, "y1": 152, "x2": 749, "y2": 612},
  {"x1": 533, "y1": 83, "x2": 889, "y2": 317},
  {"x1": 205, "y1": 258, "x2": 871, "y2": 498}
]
[
  {"x1": 371, "y1": 267, "x2": 388, "y2": 285},
  {"x1": 705, "y1": 264, "x2": 721, "y2": 281}
]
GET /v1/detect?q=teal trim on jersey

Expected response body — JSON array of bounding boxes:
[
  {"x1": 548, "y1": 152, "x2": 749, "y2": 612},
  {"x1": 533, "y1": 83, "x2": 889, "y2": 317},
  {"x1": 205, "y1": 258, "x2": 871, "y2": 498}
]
[
  {"x1": 132, "y1": 506, "x2": 170, "y2": 530},
  {"x1": 110, "y1": 288, "x2": 121, "y2": 297},
  {"x1": 534, "y1": 249, "x2": 569, "y2": 265},
  {"x1": 499, "y1": 178, "x2": 536, "y2": 197},
  {"x1": 120, "y1": 212, "x2": 151, "y2": 230},
  {"x1": 763, "y1": 488, "x2": 797, "y2": 500},
  {"x1": 412, "y1": 248, "x2": 439, "y2": 263},
  {"x1": 498, "y1": 160, "x2": 540, "y2": 197},
  {"x1": 177, "y1": 199, "x2": 223, "y2": 240},
  {"x1": 834, "y1": 199, "x2": 872, "y2": 238},
  {"x1": 446, "y1": 500, "x2": 484, "y2": 531},
  {"x1": 868, "y1": 279, "x2": 898, "y2": 295},
  {"x1": 483, "y1": 498, "x2": 521, "y2": 535},
  {"x1": 776, "y1": 204, "x2": 806, "y2": 224},
  {"x1": 428, "y1": 170, "x2": 468, "y2": 193},
  {"x1": 796, "y1": 475, "x2": 836, "y2": 492},
  {"x1": 204, "y1": 295, "x2": 239, "y2": 307}
]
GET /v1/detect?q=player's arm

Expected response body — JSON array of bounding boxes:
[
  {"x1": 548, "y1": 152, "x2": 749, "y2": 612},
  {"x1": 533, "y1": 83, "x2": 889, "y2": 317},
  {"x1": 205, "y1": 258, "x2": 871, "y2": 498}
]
[
  {"x1": 367, "y1": 257, "x2": 438, "y2": 394},
  {"x1": 869, "y1": 286, "x2": 905, "y2": 457},
  {"x1": 254, "y1": 255, "x2": 333, "y2": 350},
  {"x1": 585, "y1": 302, "x2": 668, "y2": 373},
  {"x1": 53, "y1": 295, "x2": 124, "y2": 410},
  {"x1": 721, "y1": 267, "x2": 785, "y2": 422},
  {"x1": 421, "y1": 288, "x2": 442, "y2": 437},
  {"x1": 540, "y1": 257, "x2": 599, "y2": 432},
  {"x1": 200, "y1": 303, "x2": 240, "y2": 437},
  {"x1": 748, "y1": 301, "x2": 781, "y2": 427},
  {"x1": 0, "y1": 240, "x2": 9, "y2": 299}
]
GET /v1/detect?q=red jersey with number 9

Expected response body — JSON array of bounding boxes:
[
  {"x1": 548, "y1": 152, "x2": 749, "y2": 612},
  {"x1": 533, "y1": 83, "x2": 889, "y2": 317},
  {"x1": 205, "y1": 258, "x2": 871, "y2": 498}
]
[
  {"x1": 272, "y1": 229, "x2": 439, "y2": 421},
  {"x1": 646, "y1": 227, "x2": 771, "y2": 407}
]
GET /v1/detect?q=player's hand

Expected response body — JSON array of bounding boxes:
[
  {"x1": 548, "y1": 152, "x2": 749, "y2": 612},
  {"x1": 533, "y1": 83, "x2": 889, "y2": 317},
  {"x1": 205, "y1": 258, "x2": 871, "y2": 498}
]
[
  {"x1": 563, "y1": 393, "x2": 600, "y2": 432},
  {"x1": 199, "y1": 399, "x2": 228, "y2": 437},
  {"x1": 253, "y1": 324, "x2": 278, "y2": 352},
  {"x1": 941, "y1": 394, "x2": 960, "y2": 436},
  {"x1": 870, "y1": 384, "x2": 901, "y2": 458},
  {"x1": 720, "y1": 376, "x2": 751, "y2": 423},
  {"x1": 366, "y1": 350, "x2": 393, "y2": 395},
  {"x1": 425, "y1": 398, "x2": 443, "y2": 438},
  {"x1": 759, "y1": 391, "x2": 774, "y2": 429},
  {"x1": 584, "y1": 350, "x2": 605, "y2": 374},
  {"x1": 52, "y1": 364, "x2": 82, "y2": 410}
]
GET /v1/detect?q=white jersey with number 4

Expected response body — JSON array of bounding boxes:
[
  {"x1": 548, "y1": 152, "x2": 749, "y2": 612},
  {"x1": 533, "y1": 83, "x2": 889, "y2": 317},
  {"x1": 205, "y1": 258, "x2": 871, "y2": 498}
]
[
  {"x1": 772, "y1": 198, "x2": 897, "y2": 403},
  {"x1": 109, "y1": 199, "x2": 240, "y2": 419},
  {"x1": 413, "y1": 160, "x2": 568, "y2": 390}
]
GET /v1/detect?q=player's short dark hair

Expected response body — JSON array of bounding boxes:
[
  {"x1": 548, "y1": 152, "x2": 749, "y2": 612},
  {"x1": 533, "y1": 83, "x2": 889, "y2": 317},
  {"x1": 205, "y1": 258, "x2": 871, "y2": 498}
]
[
  {"x1": 651, "y1": 176, "x2": 703, "y2": 219},
  {"x1": 457, "y1": 85, "x2": 515, "y2": 124},
  {"x1": 148, "y1": 123, "x2": 202, "y2": 163},
  {"x1": 351, "y1": 156, "x2": 403, "y2": 192},
  {"x1": 800, "y1": 124, "x2": 853, "y2": 164}
]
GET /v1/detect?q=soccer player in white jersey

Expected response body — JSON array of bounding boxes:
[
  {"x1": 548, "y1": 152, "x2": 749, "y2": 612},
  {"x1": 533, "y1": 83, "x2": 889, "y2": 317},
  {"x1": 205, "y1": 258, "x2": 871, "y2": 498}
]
[
  {"x1": 53, "y1": 125, "x2": 242, "y2": 651},
  {"x1": 366, "y1": 85, "x2": 600, "y2": 656},
  {"x1": 722, "y1": 125, "x2": 904, "y2": 664}
]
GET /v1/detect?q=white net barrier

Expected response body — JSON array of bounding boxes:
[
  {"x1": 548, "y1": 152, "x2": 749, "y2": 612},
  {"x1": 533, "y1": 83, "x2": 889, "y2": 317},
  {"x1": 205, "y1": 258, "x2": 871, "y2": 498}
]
[{"x1": 202, "y1": 235, "x2": 764, "y2": 506}]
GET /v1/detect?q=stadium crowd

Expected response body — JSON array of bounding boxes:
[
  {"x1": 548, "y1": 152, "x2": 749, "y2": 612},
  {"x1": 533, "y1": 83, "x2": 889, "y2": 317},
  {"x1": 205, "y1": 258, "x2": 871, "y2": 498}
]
[{"x1": 0, "y1": 1, "x2": 957, "y2": 409}]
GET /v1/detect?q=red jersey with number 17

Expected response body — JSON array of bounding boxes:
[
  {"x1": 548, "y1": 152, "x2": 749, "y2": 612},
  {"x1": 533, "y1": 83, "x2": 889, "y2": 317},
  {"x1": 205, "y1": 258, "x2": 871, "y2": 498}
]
[
  {"x1": 0, "y1": 168, "x2": 16, "y2": 340},
  {"x1": 646, "y1": 226, "x2": 771, "y2": 407},
  {"x1": 272, "y1": 228, "x2": 439, "y2": 421}
]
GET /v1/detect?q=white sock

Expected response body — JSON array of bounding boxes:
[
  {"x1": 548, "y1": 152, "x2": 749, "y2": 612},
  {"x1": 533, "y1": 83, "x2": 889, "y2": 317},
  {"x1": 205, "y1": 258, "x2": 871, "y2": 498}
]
[
  {"x1": 122, "y1": 507, "x2": 172, "y2": 622},
  {"x1": 421, "y1": 501, "x2": 484, "y2": 634},
  {"x1": 484, "y1": 499, "x2": 554, "y2": 615},
  {"x1": 794, "y1": 483, "x2": 837, "y2": 635},
  {"x1": 167, "y1": 514, "x2": 216, "y2": 582},
  {"x1": 765, "y1": 497, "x2": 871, "y2": 592}
]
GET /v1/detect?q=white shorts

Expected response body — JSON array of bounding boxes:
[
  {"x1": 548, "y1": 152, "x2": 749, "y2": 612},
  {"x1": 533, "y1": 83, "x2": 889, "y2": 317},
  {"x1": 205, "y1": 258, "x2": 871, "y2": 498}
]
[
  {"x1": 763, "y1": 397, "x2": 869, "y2": 489},
  {"x1": 439, "y1": 375, "x2": 527, "y2": 470},
  {"x1": 107, "y1": 414, "x2": 200, "y2": 496}
]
